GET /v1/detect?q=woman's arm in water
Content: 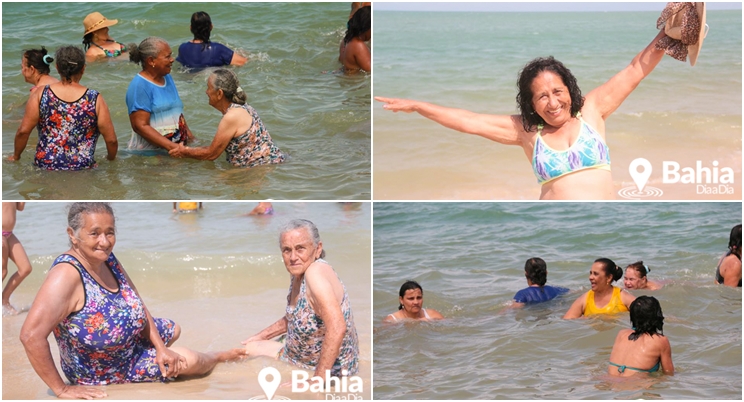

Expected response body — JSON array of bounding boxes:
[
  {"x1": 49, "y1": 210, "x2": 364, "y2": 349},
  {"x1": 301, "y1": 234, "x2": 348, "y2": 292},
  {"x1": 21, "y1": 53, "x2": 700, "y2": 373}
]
[
  {"x1": 563, "y1": 292, "x2": 587, "y2": 319},
  {"x1": 241, "y1": 317, "x2": 288, "y2": 344},
  {"x1": 659, "y1": 335, "x2": 674, "y2": 375},
  {"x1": 375, "y1": 96, "x2": 525, "y2": 146},
  {"x1": 585, "y1": 30, "x2": 667, "y2": 120}
]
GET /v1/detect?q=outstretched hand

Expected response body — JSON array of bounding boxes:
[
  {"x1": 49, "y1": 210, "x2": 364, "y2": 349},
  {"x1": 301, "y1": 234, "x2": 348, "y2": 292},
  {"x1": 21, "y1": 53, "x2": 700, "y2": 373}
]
[
  {"x1": 168, "y1": 143, "x2": 187, "y2": 158},
  {"x1": 55, "y1": 385, "x2": 107, "y2": 400},
  {"x1": 156, "y1": 348, "x2": 187, "y2": 378},
  {"x1": 374, "y1": 97, "x2": 420, "y2": 113}
]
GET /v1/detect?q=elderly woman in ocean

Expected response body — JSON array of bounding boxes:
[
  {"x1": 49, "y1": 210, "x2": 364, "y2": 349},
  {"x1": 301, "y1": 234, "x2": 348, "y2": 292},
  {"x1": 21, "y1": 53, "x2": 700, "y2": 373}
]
[
  {"x1": 19, "y1": 203, "x2": 246, "y2": 399},
  {"x1": 168, "y1": 69, "x2": 285, "y2": 167},
  {"x1": 10, "y1": 46, "x2": 117, "y2": 169},
  {"x1": 126, "y1": 37, "x2": 194, "y2": 152},
  {"x1": 20, "y1": 47, "x2": 59, "y2": 93},
  {"x1": 376, "y1": 28, "x2": 670, "y2": 200},
  {"x1": 241, "y1": 219, "x2": 359, "y2": 377}
]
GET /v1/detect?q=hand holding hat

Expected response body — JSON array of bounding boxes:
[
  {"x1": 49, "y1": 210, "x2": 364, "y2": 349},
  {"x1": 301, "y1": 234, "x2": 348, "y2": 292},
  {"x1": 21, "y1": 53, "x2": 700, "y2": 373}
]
[{"x1": 655, "y1": 2, "x2": 708, "y2": 66}]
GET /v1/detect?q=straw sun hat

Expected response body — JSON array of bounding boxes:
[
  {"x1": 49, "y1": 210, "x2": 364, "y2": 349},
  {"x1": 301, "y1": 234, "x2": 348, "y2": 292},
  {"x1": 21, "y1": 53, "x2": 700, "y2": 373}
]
[
  {"x1": 83, "y1": 12, "x2": 118, "y2": 36},
  {"x1": 657, "y1": 2, "x2": 708, "y2": 66}
]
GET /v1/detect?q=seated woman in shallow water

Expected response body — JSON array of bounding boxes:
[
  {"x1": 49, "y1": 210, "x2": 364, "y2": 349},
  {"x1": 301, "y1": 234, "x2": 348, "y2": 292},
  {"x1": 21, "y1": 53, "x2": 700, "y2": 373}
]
[
  {"x1": 383, "y1": 280, "x2": 443, "y2": 322},
  {"x1": 608, "y1": 296, "x2": 674, "y2": 376},
  {"x1": 338, "y1": 5, "x2": 370, "y2": 73},
  {"x1": 19, "y1": 203, "x2": 245, "y2": 399},
  {"x1": 169, "y1": 69, "x2": 285, "y2": 167},
  {"x1": 563, "y1": 258, "x2": 635, "y2": 319},
  {"x1": 623, "y1": 261, "x2": 662, "y2": 291}
]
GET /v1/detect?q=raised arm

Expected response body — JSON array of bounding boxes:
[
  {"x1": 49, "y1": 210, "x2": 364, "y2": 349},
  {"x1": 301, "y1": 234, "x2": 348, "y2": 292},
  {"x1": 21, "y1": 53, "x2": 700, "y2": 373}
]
[
  {"x1": 305, "y1": 264, "x2": 346, "y2": 377},
  {"x1": 20, "y1": 263, "x2": 107, "y2": 399},
  {"x1": 375, "y1": 97, "x2": 524, "y2": 146},
  {"x1": 10, "y1": 90, "x2": 42, "y2": 161},
  {"x1": 95, "y1": 94, "x2": 118, "y2": 161},
  {"x1": 586, "y1": 30, "x2": 667, "y2": 119}
]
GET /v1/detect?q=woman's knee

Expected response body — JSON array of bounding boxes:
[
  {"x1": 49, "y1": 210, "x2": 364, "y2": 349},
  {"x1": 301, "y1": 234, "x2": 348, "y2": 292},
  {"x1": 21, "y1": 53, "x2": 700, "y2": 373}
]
[{"x1": 168, "y1": 323, "x2": 182, "y2": 346}]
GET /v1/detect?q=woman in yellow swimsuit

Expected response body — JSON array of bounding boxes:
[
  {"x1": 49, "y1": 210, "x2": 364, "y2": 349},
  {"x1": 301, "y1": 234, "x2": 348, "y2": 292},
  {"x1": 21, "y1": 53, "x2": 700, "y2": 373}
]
[{"x1": 563, "y1": 258, "x2": 635, "y2": 319}]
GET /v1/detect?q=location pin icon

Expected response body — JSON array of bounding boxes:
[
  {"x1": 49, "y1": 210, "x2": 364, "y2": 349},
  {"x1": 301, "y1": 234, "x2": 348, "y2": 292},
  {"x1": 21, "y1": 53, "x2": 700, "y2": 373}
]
[
  {"x1": 629, "y1": 158, "x2": 652, "y2": 192},
  {"x1": 258, "y1": 367, "x2": 281, "y2": 400}
]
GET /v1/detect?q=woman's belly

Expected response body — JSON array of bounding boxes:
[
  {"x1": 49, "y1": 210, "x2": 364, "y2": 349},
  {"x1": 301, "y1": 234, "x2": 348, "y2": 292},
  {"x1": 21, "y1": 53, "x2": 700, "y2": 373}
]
[{"x1": 539, "y1": 168, "x2": 615, "y2": 200}]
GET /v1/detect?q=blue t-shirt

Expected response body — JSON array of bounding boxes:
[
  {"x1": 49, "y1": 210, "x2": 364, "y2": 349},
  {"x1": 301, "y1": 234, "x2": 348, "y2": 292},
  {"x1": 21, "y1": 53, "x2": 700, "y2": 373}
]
[
  {"x1": 125, "y1": 73, "x2": 185, "y2": 150},
  {"x1": 513, "y1": 285, "x2": 568, "y2": 304},
  {"x1": 176, "y1": 41, "x2": 234, "y2": 69}
]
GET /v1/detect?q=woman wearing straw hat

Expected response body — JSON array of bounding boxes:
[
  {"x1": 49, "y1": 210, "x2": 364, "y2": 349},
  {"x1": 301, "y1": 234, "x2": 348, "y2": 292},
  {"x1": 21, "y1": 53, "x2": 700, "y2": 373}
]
[
  {"x1": 82, "y1": 12, "x2": 128, "y2": 62},
  {"x1": 376, "y1": 4, "x2": 708, "y2": 200}
]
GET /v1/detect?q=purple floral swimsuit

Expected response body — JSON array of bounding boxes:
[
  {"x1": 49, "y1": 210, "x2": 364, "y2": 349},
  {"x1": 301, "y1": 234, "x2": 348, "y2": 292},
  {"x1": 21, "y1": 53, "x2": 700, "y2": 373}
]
[
  {"x1": 51, "y1": 253, "x2": 176, "y2": 385},
  {"x1": 35, "y1": 86, "x2": 102, "y2": 170}
]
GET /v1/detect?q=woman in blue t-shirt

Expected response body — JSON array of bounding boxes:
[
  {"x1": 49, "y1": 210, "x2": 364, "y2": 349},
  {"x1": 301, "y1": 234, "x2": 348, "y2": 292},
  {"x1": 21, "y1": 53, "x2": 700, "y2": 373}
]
[
  {"x1": 512, "y1": 257, "x2": 568, "y2": 306},
  {"x1": 176, "y1": 11, "x2": 247, "y2": 70}
]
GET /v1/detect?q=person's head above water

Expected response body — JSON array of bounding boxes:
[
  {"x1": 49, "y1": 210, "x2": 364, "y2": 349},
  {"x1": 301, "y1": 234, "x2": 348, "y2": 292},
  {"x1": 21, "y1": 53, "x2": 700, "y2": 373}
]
[
  {"x1": 624, "y1": 261, "x2": 650, "y2": 289},
  {"x1": 628, "y1": 295, "x2": 664, "y2": 340},
  {"x1": 728, "y1": 224, "x2": 742, "y2": 255},
  {"x1": 190, "y1": 11, "x2": 213, "y2": 44},
  {"x1": 398, "y1": 280, "x2": 423, "y2": 310},
  {"x1": 344, "y1": 5, "x2": 370, "y2": 44},
  {"x1": 524, "y1": 257, "x2": 547, "y2": 287},
  {"x1": 516, "y1": 56, "x2": 585, "y2": 132}
]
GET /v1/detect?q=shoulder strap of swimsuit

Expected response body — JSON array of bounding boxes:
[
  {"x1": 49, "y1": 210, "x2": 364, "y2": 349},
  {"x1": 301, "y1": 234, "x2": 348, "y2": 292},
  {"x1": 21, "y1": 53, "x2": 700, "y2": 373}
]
[
  {"x1": 423, "y1": 308, "x2": 431, "y2": 319},
  {"x1": 387, "y1": 314, "x2": 397, "y2": 322}
]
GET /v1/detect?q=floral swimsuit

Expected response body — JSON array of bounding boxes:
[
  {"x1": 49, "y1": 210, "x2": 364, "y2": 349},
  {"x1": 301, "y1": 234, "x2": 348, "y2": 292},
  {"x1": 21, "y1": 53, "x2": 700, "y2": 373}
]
[
  {"x1": 35, "y1": 86, "x2": 102, "y2": 170},
  {"x1": 224, "y1": 103, "x2": 286, "y2": 168},
  {"x1": 51, "y1": 253, "x2": 176, "y2": 385},
  {"x1": 278, "y1": 259, "x2": 359, "y2": 376}
]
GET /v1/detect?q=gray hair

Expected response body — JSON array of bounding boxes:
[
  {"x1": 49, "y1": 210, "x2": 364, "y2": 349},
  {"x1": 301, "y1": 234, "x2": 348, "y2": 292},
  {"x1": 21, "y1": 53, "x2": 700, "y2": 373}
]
[
  {"x1": 55, "y1": 46, "x2": 85, "y2": 82},
  {"x1": 210, "y1": 69, "x2": 247, "y2": 105},
  {"x1": 128, "y1": 36, "x2": 167, "y2": 67},
  {"x1": 67, "y1": 203, "x2": 115, "y2": 242},
  {"x1": 279, "y1": 219, "x2": 326, "y2": 259}
]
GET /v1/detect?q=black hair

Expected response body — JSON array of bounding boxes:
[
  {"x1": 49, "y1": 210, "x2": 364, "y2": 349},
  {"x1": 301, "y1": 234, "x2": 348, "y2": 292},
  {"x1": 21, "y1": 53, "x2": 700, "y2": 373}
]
[
  {"x1": 23, "y1": 47, "x2": 53, "y2": 75},
  {"x1": 595, "y1": 257, "x2": 622, "y2": 282},
  {"x1": 82, "y1": 33, "x2": 94, "y2": 51},
  {"x1": 516, "y1": 56, "x2": 585, "y2": 133},
  {"x1": 628, "y1": 296, "x2": 664, "y2": 341},
  {"x1": 626, "y1": 261, "x2": 649, "y2": 279},
  {"x1": 344, "y1": 5, "x2": 370, "y2": 44},
  {"x1": 729, "y1": 224, "x2": 742, "y2": 254},
  {"x1": 55, "y1": 46, "x2": 85, "y2": 82},
  {"x1": 190, "y1": 11, "x2": 212, "y2": 50},
  {"x1": 398, "y1": 280, "x2": 423, "y2": 310},
  {"x1": 524, "y1": 257, "x2": 547, "y2": 288}
]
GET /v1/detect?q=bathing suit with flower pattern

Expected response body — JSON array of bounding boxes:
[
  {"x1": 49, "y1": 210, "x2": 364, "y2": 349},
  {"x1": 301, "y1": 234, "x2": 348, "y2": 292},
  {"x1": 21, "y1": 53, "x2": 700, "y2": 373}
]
[
  {"x1": 224, "y1": 103, "x2": 286, "y2": 168},
  {"x1": 278, "y1": 259, "x2": 359, "y2": 376},
  {"x1": 35, "y1": 86, "x2": 102, "y2": 170},
  {"x1": 92, "y1": 42, "x2": 127, "y2": 58},
  {"x1": 51, "y1": 253, "x2": 176, "y2": 385},
  {"x1": 532, "y1": 113, "x2": 611, "y2": 185}
]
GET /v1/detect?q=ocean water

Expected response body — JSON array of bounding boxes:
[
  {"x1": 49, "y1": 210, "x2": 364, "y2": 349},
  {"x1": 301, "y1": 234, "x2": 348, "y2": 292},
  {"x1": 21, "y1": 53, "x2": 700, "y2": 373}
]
[
  {"x1": 2, "y1": 2, "x2": 370, "y2": 200},
  {"x1": 373, "y1": 7, "x2": 741, "y2": 200},
  {"x1": 373, "y1": 202, "x2": 742, "y2": 399},
  {"x1": 2, "y1": 201, "x2": 371, "y2": 399}
]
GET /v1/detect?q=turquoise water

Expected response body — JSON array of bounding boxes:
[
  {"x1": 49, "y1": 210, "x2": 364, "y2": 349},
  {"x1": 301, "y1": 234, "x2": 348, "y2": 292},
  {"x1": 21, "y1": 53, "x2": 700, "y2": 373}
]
[
  {"x1": 373, "y1": 8, "x2": 741, "y2": 199},
  {"x1": 373, "y1": 202, "x2": 742, "y2": 399},
  {"x1": 2, "y1": 3, "x2": 370, "y2": 200},
  {"x1": 2, "y1": 201, "x2": 371, "y2": 399}
]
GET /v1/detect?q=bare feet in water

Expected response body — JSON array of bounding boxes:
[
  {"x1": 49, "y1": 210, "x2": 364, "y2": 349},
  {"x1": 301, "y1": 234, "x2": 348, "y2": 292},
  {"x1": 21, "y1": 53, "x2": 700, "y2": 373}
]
[{"x1": 2, "y1": 303, "x2": 18, "y2": 316}]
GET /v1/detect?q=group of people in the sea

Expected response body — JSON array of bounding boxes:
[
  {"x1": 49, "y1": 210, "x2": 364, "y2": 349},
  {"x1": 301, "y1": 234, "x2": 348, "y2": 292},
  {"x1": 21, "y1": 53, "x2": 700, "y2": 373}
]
[
  {"x1": 384, "y1": 222, "x2": 741, "y2": 377},
  {"x1": 3, "y1": 202, "x2": 359, "y2": 399},
  {"x1": 9, "y1": 4, "x2": 370, "y2": 173}
]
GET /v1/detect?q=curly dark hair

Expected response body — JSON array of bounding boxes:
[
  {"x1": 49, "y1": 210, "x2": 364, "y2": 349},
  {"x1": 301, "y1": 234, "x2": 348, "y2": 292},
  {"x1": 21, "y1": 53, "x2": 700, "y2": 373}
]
[
  {"x1": 190, "y1": 11, "x2": 212, "y2": 50},
  {"x1": 344, "y1": 6, "x2": 370, "y2": 44},
  {"x1": 628, "y1": 296, "x2": 664, "y2": 341},
  {"x1": 524, "y1": 257, "x2": 547, "y2": 287},
  {"x1": 516, "y1": 56, "x2": 584, "y2": 132},
  {"x1": 398, "y1": 280, "x2": 423, "y2": 310}
]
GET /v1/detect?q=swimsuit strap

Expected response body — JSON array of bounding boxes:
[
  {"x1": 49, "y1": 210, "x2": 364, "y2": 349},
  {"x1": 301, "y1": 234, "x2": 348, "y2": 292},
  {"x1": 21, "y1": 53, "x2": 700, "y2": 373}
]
[
  {"x1": 387, "y1": 314, "x2": 397, "y2": 322},
  {"x1": 609, "y1": 360, "x2": 660, "y2": 373},
  {"x1": 422, "y1": 308, "x2": 431, "y2": 319}
]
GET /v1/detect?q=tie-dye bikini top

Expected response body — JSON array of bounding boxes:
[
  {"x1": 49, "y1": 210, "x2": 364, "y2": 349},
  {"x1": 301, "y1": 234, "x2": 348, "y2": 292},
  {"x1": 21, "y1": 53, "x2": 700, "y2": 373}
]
[{"x1": 531, "y1": 113, "x2": 611, "y2": 185}]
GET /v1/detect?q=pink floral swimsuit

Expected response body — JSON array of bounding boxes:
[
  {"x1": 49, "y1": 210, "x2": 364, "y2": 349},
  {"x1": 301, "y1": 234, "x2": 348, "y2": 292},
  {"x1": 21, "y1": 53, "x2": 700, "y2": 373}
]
[
  {"x1": 278, "y1": 259, "x2": 359, "y2": 376},
  {"x1": 51, "y1": 253, "x2": 176, "y2": 385}
]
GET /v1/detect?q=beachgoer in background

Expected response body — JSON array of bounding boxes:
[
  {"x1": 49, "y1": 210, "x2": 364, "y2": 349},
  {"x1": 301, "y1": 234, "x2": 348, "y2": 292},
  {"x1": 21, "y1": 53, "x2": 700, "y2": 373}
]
[
  {"x1": 127, "y1": 37, "x2": 194, "y2": 151},
  {"x1": 339, "y1": 5, "x2": 370, "y2": 73},
  {"x1": 21, "y1": 47, "x2": 59, "y2": 93},
  {"x1": 383, "y1": 280, "x2": 444, "y2": 322},
  {"x1": 82, "y1": 12, "x2": 128, "y2": 61},
  {"x1": 608, "y1": 296, "x2": 674, "y2": 376},
  {"x1": 376, "y1": 28, "x2": 673, "y2": 200},
  {"x1": 19, "y1": 203, "x2": 245, "y2": 399},
  {"x1": 2, "y1": 202, "x2": 32, "y2": 315},
  {"x1": 624, "y1": 261, "x2": 662, "y2": 290},
  {"x1": 512, "y1": 257, "x2": 568, "y2": 306},
  {"x1": 176, "y1": 11, "x2": 247, "y2": 70},
  {"x1": 564, "y1": 258, "x2": 635, "y2": 319},
  {"x1": 11, "y1": 46, "x2": 118, "y2": 169},
  {"x1": 715, "y1": 224, "x2": 741, "y2": 287},
  {"x1": 169, "y1": 69, "x2": 285, "y2": 167},
  {"x1": 241, "y1": 219, "x2": 360, "y2": 376},
  {"x1": 246, "y1": 202, "x2": 274, "y2": 215},
  {"x1": 172, "y1": 202, "x2": 203, "y2": 213}
]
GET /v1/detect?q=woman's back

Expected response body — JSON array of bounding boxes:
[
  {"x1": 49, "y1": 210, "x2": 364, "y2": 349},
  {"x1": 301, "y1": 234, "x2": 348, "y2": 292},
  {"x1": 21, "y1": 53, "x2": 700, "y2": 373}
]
[{"x1": 608, "y1": 329, "x2": 666, "y2": 376}]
